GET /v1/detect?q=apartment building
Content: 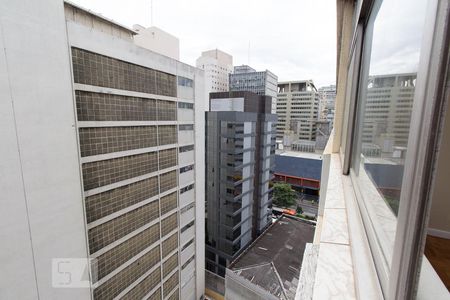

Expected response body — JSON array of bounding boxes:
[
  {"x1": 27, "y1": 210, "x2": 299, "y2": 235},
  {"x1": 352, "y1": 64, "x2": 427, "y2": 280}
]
[
  {"x1": 229, "y1": 65, "x2": 278, "y2": 113},
  {"x1": 297, "y1": 0, "x2": 450, "y2": 299},
  {"x1": 196, "y1": 49, "x2": 233, "y2": 110},
  {"x1": 276, "y1": 80, "x2": 319, "y2": 142},
  {"x1": 205, "y1": 91, "x2": 277, "y2": 278},
  {"x1": 0, "y1": 1, "x2": 204, "y2": 300}
]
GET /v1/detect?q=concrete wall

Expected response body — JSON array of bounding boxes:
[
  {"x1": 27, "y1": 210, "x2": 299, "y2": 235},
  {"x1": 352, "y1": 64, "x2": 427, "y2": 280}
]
[
  {"x1": 133, "y1": 25, "x2": 180, "y2": 61},
  {"x1": 225, "y1": 269, "x2": 278, "y2": 300},
  {"x1": 193, "y1": 67, "x2": 206, "y2": 299},
  {"x1": 0, "y1": 1, "x2": 90, "y2": 299}
]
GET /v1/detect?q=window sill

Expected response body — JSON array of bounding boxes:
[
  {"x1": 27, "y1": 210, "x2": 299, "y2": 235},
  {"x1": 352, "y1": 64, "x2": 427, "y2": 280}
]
[{"x1": 297, "y1": 150, "x2": 448, "y2": 299}]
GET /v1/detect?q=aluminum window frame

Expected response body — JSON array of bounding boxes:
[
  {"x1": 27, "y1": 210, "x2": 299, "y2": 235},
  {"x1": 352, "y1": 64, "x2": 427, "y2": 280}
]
[{"x1": 340, "y1": 0, "x2": 449, "y2": 298}]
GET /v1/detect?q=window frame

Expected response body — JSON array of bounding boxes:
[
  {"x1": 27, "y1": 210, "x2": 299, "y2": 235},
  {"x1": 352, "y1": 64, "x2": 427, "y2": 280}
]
[{"x1": 340, "y1": 0, "x2": 449, "y2": 298}]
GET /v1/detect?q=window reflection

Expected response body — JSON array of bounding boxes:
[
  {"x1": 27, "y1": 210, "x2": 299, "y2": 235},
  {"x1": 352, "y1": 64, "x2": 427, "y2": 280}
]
[{"x1": 351, "y1": 0, "x2": 428, "y2": 268}]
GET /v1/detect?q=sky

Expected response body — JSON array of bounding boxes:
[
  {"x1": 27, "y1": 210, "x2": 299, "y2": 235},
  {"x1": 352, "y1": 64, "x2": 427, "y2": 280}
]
[
  {"x1": 70, "y1": 0, "x2": 337, "y2": 88},
  {"x1": 369, "y1": 0, "x2": 427, "y2": 76}
]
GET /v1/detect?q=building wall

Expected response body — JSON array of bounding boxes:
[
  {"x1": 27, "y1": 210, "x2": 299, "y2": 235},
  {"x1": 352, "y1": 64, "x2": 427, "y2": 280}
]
[
  {"x1": 133, "y1": 25, "x2": 180, "y2": 61},
  {"x1": 205, "y1": 112, "x2": 257, "y2": 277},
  {"x1": 196, "y1": 51, "x2": 233, "y2": 110},
  {"x1": 196, "y1": 49, "x2": 233, "y2": 110},
  {"x1": 0, "y1": 1, "x2": 90, "y2": 299},
  {"x1": 66, "y1": 14, "x2": 204, "y2": 299}
]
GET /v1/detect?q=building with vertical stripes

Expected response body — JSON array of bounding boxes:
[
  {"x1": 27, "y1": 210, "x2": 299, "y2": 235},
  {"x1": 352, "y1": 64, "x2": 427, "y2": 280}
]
[{"x1": 0, "y1": 1, "x2": 205, "y2": 299}]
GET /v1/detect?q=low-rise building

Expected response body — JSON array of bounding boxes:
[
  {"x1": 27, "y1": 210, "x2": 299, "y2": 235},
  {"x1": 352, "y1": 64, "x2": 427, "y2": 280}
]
[{"x1": 225, "y1": 216, "x2": 315, "y2": 299}]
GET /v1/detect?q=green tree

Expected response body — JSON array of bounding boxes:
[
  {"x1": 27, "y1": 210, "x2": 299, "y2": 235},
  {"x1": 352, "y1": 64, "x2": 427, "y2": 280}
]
[{"x1": 273, "y1": 183, "x2": 296, "y2": 208}]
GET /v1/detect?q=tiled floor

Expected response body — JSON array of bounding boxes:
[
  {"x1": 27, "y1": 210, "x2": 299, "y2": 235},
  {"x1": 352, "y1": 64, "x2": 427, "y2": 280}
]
[{"x1": 425, "y1": 235, "x2": 450, "y2": 291}]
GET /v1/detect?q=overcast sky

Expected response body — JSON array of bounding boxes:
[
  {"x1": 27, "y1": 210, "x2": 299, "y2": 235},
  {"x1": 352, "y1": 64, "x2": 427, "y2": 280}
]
[{"x1": 71, "y1": 0, "x2": 337, "y2": 87}]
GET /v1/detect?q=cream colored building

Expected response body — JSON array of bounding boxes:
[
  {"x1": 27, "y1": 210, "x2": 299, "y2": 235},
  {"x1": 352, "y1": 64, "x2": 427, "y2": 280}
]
[
  {"x1": 196, "y1": 49, "x2": 233, "y2": 110},
  {"x1": 276, "y1": 80, "x2": 319, "y2": 143}
]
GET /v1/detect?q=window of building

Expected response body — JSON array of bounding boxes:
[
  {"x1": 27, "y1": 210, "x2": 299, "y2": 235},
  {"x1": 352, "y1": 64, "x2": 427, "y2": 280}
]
[
  {"x1": 179, "y1": 124, "x2": 194, "y2": 131},
  {"x1": 179, "y1": 145, "x2": 194, "y2": 152},
  {"x1": 178, "y1": 102, "x2": 194, "y2": 109},
  {"x1": 180, "y1": 165, "x2": 194, "y2": 173},
  {"x1": 344, "y1": 0, "x2": 431, "y2": 295},
  {"x1": 180, "y1": 184, "x2": 194, "y2": 194},
  {"x1": 177, "y1": 76, "x2": 193, "y2": 87}
]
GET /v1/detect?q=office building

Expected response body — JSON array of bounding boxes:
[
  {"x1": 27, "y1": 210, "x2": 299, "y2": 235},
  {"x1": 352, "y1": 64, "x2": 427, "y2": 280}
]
[
  {"x1": 362, "y1": 73, "x2": 416, "y2": 154},
  {"x1": 1, "y1": 1, "x2": 204, "y2": 299},
  {"x1": 317, "y1": 84, "x2": 336, "y2": 124},
  {"x1": 276, "y1": 80, "x2": 320, "y2": 143},
  {"x1": 205, "y1": 91, "x2": 277, "y2": 278},
  {"x1": 196, "y1": 49, "x2": 233, "y2": 110},
  {"x1": 229, "y1": 65, "x2": 278, "y2": 113}
]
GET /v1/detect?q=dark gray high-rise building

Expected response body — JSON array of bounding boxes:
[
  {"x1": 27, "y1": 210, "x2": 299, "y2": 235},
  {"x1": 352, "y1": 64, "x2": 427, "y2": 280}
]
[{"x1": 205, "y1": 91, "x2": 277, "y2": 277}]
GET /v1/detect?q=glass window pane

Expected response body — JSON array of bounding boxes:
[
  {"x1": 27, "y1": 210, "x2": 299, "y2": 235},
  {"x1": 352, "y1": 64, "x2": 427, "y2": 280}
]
[{"x1": 351, "y1": 0, "x2": 428, "y2": 270}]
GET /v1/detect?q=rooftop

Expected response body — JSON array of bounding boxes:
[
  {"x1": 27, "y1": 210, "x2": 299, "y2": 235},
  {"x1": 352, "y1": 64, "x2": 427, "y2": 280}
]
[
  {"x1": 274, "y1": 154, "x2": 322, "y2": 181},
  {"x1": 230, "y1": 216, "x2": 315, "y2": 299}
]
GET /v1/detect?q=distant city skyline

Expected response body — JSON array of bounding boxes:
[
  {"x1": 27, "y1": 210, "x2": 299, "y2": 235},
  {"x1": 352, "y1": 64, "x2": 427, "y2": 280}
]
[{"x1": 70, "y1": 0, "x2": 337, "y2": 87}]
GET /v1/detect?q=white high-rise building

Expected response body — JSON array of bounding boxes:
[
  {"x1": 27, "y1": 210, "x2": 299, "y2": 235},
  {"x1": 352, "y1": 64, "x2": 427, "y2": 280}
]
[
  {"x1": 196, "y1": 49, "x2": 233, "y2": 110},
  {"x1": 0, "y1": 1, "x2": 205, "y2": 300}
]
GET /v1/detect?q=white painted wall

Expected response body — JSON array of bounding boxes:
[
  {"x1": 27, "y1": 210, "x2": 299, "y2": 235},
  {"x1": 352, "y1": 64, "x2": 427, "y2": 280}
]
[
  {"x1": 0, "y1": 1, "x2": 90, "y2": 299},
  {"x1": 180, "y1": 225, "x2": 195, "y2": 246},
  {"x1": 181, "y1": 243, "x2": 195, "y2": 265},
  {"x1": 179, "y1": 129, "x2": 195, "y2": 145},
  {"x1": 178, "y1": 108, "x2": 194, "y2": 122},
  {"x1": 179, "y1": 150, "x2": 195, "y2": 166},
  {"x1": 210, "y1": 98, "x2": 245, "y2": 112},
  {"x1": 180, "y1": 170, "x2": 195, "y2": 187},
  {"x1": 178, "y1": 85, "x2": 194, "y2": 100},
  {"x1": 133, "y1": 25, "x2": 180, "y2": 61},
  {"x1": 179, "y1": 189, "x2": 195, "y2": 208},
  {"x1": 181, "y1": 207, "x2": 195, "y2": 228},
  {"x1": 193, "y1": 67, "x2": 206, "y2": 299}
]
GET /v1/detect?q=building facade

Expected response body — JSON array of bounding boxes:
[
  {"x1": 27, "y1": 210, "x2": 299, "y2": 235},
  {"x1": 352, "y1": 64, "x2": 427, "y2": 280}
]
[
  {"x1": 205, "y1": 92, "x2": 276, "y2": 277},
  {"x1": 0, "y1": 2, "x2": 204, "y2": 300},
  {"x1": 229, "y1": 65, "x2": 278, "y2": 113},
  {"x1": 133, "y1": 25, "x2": 180, "y2": 61},
  {"x1": 362, "y1": 73, "x2": 416, "y2": 154},
  {"x1": 317, "y1": 84, "x2": 336, "y2": 124},
  {"x1": 276, "y1": 80, "x2": 319, "y2": 143},
  {"x1": 196, "y1": 49, "x2": 233, "y2": 110}
]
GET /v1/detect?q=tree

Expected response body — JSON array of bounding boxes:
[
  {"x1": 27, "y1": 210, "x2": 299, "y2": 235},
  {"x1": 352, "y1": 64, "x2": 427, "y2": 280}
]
[{"x1": 273, "y1": 183, "x2": 296, "y2": 208}]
